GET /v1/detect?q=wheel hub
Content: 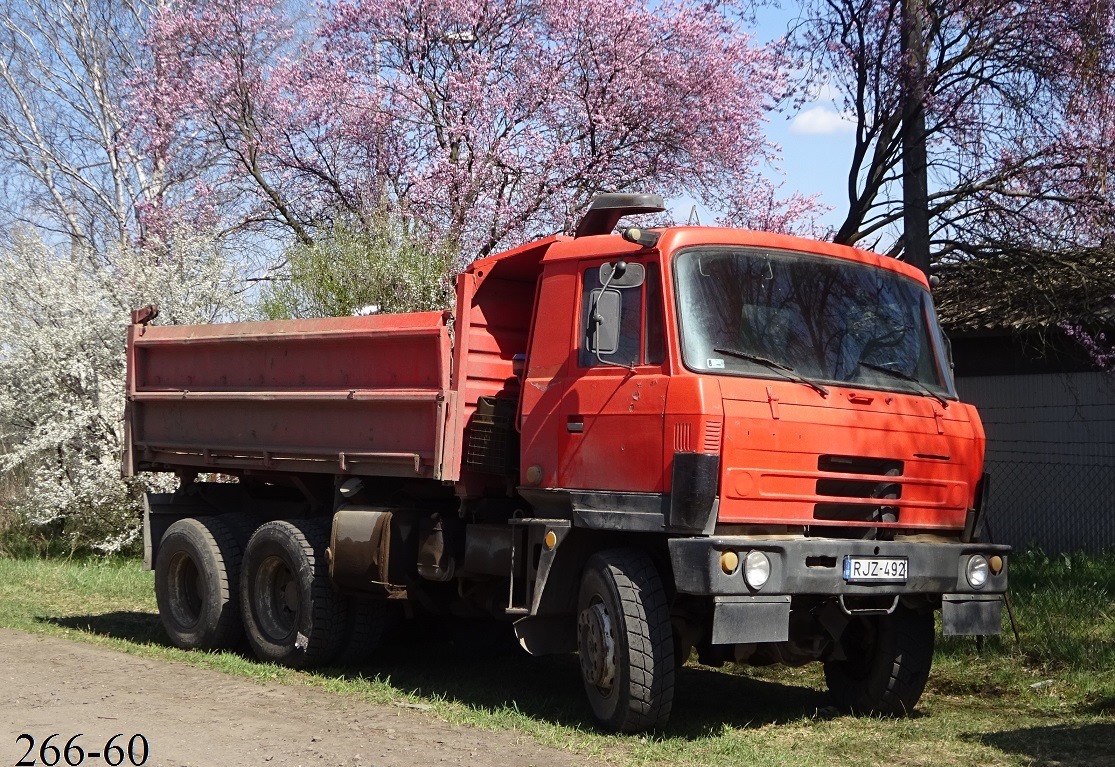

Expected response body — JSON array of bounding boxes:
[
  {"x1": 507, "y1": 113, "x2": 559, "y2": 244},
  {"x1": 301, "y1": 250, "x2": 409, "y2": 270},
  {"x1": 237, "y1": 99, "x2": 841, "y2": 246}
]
[
  {"x1": 578, "y1": 602, "x2": 616, "y2": 691},
  {"x1": 282, "y1": 579, "x2": 299, "y2": 612},
  {"x1": 167, "y1": 551, "x2": 203, "y2": 629},
  {"x1": 255, "y1": 555, "x2": 300, "y2": 640}
]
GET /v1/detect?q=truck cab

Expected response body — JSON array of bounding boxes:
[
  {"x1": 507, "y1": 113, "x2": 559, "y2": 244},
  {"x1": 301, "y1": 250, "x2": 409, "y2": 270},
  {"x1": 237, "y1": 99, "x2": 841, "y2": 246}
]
[{"x1": 454, "y1": 195, "x2": 1006, "y2": 728}]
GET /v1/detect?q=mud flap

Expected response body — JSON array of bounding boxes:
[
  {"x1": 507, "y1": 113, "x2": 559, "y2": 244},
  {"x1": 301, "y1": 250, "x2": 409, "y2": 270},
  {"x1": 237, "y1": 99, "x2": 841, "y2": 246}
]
[
  {"x1": 711, "y1": 595, "x2": 791, "y2": 644},
  {"x1": 143, "y1": 492, "x2": 216, "y2": 571},
  {"x1": 514, "y1": 615, "x2": 577, "y2": 655},
  {"x1": 942, "y1": 593, "x2": 1002, "y2": 636}
]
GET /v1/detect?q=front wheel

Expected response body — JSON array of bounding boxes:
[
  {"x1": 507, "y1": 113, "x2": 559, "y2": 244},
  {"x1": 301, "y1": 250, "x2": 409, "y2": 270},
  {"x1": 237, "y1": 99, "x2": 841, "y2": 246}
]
[
  {"x1": 824, "y1": 604, "x2": 935, "y2": 715},
  {"x1": 577, "y1": 549, "x2": 675, "y2": 732}
]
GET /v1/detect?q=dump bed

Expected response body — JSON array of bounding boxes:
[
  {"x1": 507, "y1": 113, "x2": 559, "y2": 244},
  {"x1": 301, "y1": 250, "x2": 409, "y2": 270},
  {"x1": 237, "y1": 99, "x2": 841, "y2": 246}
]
[{"x1": 124, "y1": 311, "x2": 458, "y2": 480}]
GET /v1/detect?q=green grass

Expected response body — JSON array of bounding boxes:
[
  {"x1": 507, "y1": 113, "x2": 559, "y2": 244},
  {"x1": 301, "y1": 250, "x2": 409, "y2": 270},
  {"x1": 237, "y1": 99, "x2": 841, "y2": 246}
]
[
  {"x1": 0, "y1": 552, "x2": 1112, "y2": 766},
  {"x1": 933, "y1": 551, "x2": 1115, "y2": 713}
]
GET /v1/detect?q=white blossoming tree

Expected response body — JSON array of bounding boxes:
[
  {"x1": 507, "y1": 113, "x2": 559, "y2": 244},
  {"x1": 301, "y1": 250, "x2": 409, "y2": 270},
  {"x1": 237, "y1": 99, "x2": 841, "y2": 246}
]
[{"x1": 0, "y1": 230, "x2": 245, "y2": 555}]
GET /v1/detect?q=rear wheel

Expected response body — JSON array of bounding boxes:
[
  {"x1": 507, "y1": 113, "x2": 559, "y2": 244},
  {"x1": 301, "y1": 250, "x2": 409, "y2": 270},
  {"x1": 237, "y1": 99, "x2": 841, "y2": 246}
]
[
  {"x1": 576, "y1": 549, "x2": 675, "y2": 732},
  {"x1": 154, "y1": 516, "x2": 243, "y2": 650},
  {"x1": 335, "y1": 597, "x2": 394, "y2": 665},
  {"x1": 223, "y1": 512, "x2": 260, "y2": 552},
  {"x1": 824, "y1": 604, "x2": 935, "y2": 715},
  {"x1": 241, "y1": 519, "x2": 348, "y2": 668}
]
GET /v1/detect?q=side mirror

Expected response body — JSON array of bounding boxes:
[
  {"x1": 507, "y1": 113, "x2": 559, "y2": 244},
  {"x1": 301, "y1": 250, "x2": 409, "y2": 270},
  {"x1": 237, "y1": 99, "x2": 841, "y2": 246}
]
[
  {"x1": 588, "y1": 288, "x2": 622, "y2": 354},
  {"x1": 598, "y1": 261, "x2": 645, "y2": 289}
]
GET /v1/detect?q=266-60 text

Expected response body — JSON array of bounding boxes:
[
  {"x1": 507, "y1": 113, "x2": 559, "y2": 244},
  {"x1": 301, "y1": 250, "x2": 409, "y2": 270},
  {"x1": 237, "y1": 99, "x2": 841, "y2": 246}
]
[{"x1": 14, "y1": 735, "x2": 149, "y2": 767}]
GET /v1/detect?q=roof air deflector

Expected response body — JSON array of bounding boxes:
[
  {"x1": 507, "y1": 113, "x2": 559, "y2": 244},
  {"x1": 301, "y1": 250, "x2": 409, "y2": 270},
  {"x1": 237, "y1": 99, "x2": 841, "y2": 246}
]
[{"x1": 574, "y1": 193, "x2": 665, "y2": 238}]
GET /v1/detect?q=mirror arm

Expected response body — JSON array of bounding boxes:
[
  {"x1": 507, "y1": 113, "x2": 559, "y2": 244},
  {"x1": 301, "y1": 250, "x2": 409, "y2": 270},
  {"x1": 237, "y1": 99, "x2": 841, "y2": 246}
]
[
  {"x1": 587, "y1": 260, "x2": 636, "y2": 372},
  {"x1": 596, "y1": 348, "x2": 636, "y2": 372}
]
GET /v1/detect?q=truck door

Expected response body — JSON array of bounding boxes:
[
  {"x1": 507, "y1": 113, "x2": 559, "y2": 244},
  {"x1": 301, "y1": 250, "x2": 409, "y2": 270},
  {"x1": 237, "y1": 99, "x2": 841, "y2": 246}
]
[{"x1": 556, "y1": 258, "x2": 669, "y2": 492}]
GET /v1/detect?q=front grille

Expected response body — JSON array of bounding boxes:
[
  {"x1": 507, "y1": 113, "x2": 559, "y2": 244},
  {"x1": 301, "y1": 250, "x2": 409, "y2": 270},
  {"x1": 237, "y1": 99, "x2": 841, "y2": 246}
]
[
  {"x1": 816, "y1": 478, "x2": 894, "y2": 497},
  {"x1": 814, "y1": 503, "x2": 897, "y2": 521},
  {"x1": 814, "y1": 454, "x2": 903, "y2": 525},
  {"x1": 818, "y1": 455, "x2": 903, "y2": 475}
]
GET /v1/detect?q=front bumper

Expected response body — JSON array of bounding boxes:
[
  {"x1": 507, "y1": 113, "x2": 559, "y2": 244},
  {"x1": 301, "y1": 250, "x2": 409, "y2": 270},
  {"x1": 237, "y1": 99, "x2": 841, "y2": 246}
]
[
  {"x1": 670, "y1": 537, "x2": 1009, "y2": 642},
  {"x1": 669, "y1": 536, "x2": 1009, "y2": 596}
]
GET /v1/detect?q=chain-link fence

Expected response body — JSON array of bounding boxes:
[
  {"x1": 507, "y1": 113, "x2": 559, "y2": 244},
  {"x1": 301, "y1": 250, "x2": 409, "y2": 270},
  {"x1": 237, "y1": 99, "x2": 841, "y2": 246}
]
[
  {"x1": 955, "y1": 371, "x2": 1115, "y2": 555},
  {"x1": 983, "y1": 458, "x2": 1115, "y2": 554}
]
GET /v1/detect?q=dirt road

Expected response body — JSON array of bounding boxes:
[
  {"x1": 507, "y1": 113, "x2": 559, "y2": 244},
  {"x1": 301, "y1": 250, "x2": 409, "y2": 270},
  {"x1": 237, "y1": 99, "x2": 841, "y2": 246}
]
[{"x1": 0, "y1": 629, "x2": 592, "y2": 767}]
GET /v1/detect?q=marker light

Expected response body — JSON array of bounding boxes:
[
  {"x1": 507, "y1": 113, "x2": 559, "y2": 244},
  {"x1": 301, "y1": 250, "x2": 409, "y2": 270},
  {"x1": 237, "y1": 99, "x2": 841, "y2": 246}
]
[
  {"x1": 720, "y1": 550, "x2": 739, "y2": 574},
  {"x1": 620, "y1": 226, "x2": 661, "y2": 248},
  {"x1": 989, "y1": 555, "x2": 1004, "y2": 575},
  {"x1": 966, "y1": 554, "x2": 990, "y2": 589},
  {"x1": 744, "y1": 551, "x2": 771, "y2": 589},
  {"x1": 544, "y1": 530, "x2": 557, "y2": 550}
]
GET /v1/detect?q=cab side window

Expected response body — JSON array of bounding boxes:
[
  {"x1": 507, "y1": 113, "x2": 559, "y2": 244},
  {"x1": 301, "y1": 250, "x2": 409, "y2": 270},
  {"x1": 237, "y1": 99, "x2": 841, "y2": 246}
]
[
  {"x1": 579, "y1": 266, "x2": 642, "y2": 367},
  {"x1": 578, "y1": 261, "x2": 666, "y2": 368},
  {"x1": 645, "y1": 263, "x2": 666, "y2": 365}
]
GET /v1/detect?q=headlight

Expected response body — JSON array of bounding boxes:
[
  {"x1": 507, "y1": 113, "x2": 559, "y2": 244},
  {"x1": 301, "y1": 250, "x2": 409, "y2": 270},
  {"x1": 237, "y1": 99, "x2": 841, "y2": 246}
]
[
  {"x1": 966, "y1": 554, "x2": 989, "y2": 589},
  {"x1": 744, "y1": 550, "x2": 771, "y2": 589}
]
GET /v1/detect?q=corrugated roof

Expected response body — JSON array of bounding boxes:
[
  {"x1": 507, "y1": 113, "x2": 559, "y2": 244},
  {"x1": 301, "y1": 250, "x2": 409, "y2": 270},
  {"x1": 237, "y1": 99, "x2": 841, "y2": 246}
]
[{"x1": 933, "y1": 245, "x2": 1115, "y2": 335}]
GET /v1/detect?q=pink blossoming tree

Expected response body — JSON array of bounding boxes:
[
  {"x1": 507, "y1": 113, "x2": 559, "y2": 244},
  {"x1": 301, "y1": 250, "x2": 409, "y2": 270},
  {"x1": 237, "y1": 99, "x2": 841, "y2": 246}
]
[{"x1": 130, "y1": 0, "x2": 816, "y2": 261}]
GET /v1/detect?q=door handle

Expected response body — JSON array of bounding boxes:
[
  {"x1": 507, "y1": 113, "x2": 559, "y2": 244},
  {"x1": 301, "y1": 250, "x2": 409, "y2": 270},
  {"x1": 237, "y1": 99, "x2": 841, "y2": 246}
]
[{"x1": 566, "y1": 416, "x2": 584, "y2": 433}]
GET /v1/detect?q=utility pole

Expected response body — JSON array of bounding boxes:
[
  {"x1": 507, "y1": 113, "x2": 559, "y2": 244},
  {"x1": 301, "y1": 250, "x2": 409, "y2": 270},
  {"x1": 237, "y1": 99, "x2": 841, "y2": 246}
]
[{"x1": 900, "y1": 0, "x2": 931, "y2": 276}]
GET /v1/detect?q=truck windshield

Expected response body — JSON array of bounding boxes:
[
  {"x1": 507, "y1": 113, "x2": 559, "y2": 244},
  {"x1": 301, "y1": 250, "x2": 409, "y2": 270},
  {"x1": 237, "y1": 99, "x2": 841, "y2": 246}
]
[{"x1": 674, "y1": 247, "x2": 956, "y2": 398}]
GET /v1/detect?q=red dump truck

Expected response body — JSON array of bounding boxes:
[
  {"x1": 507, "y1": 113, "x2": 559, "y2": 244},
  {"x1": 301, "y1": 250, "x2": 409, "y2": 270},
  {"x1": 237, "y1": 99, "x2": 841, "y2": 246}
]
[{"x1": 125, "y1": 193, "x2": 1007, "y2": 732}]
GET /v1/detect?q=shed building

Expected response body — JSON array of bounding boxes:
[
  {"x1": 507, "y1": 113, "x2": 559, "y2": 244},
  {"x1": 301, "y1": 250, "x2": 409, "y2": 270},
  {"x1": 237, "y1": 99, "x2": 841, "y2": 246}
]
[{"x1": 935, "y1": 248, "x2": 1115, "y2": 554}]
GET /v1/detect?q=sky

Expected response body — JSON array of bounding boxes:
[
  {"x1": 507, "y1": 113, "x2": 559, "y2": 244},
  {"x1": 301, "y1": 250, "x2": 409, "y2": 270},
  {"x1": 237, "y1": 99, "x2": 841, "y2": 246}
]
[
  {"x1": 674, "y1": 3, "x2": 856, "y2": 233},
  {"x1": 756, "y1": 4, "x2": 857, "y2": 233}
]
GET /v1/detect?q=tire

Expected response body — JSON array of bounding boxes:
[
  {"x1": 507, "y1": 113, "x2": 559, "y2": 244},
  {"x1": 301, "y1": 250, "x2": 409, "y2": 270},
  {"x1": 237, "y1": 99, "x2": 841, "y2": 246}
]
[
  {"x1": 223, "y1": 512, "x2": 260, "y2": 551},
  {"x1": 154, "y1": 516, "x2": 243, "y2": 650},
  {"x1": 824, "y1": 604, "x2": 935, "y2": 716},
  {"x1": 240, "y1": 519, "x2": 348, "y2": 668},
  {"x1": 334, "y1": 597, "x2": 394, "y2": 666},
  {"x1": 576, "y1": 549, "x2": 675, "y2": 732}
]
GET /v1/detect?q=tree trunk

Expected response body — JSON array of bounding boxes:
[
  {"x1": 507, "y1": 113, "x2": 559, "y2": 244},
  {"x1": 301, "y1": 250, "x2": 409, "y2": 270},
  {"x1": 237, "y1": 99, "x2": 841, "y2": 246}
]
[{"x1": 900, "y1": 0, "x2": 930, "y2": 276}]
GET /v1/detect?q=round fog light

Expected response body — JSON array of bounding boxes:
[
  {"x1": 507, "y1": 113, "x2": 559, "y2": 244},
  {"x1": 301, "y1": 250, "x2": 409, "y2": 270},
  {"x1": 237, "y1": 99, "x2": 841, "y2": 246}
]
[
  {"x1": 744, "y1": 550, "x2": 771, "y2": 589},
  {"x1": 720, "y1": 550, "x2": 739, "y2": 574},
  {"x1": 966, "y1": 554, "x2": 989, "y2": 589}
]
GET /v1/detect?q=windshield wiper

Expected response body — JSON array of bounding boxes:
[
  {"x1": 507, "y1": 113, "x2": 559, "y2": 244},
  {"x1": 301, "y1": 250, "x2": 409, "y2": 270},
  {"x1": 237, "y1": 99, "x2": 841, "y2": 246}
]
[
  {"x1": 713, "y1": 347, "x2": 829, "y2": 397},
  {"x1": 856, "y1": 361, "x2": 948, "y2": 408}
]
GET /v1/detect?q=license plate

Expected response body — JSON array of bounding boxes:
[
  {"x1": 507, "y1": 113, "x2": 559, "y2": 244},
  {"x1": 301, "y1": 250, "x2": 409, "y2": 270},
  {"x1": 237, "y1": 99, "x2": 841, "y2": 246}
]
[{"x1": 843, "y1": 556, "x2": 908, "y2": 583}]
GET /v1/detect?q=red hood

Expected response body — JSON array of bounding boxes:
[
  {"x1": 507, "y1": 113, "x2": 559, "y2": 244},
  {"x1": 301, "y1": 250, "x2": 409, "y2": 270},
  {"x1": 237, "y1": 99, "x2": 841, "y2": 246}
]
[{"x1": 712, "y1": 378, "x2": 983, "y2": 532}]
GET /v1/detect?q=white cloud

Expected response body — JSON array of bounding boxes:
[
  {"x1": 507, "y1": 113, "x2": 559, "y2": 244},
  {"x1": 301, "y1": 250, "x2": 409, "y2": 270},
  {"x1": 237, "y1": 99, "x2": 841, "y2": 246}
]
[{"x1": 789, "y1": 105, "x2": 856, "y2": 136}]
